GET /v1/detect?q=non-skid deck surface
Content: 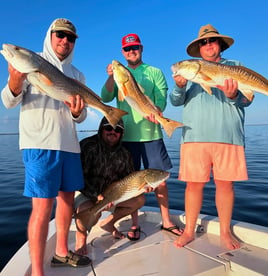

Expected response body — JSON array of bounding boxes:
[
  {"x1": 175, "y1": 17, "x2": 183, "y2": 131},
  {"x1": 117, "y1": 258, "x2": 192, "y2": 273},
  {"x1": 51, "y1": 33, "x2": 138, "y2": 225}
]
[
  {"x1": 28, "y1": 212, "x2": 228, "y2": 276},
  {"x1": 2, "y1": 209, "x2": 268, "y2": 276}
]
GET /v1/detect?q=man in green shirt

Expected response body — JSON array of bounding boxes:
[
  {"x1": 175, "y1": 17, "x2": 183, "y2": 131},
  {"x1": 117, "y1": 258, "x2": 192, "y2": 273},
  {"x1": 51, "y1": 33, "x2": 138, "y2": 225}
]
[{"x1": 101, "y1": 33, "x2": 183, "y2": 238}]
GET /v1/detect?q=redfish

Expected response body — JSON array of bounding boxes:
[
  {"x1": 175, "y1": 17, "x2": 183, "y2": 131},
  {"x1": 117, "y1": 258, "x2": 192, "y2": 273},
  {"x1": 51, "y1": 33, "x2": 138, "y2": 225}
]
[
  {"x1": 1, "y1": 44, "x2": 127, "y2": 127},
  {"x1": 76, "y1": 169, "x2": 170, "y2": 230},
  {"x1": 112, "y1": 60, "x2": 183, "y2": 137},
  {"x1": 172, "y1": 59, "x2": 268, "y2": 101}
]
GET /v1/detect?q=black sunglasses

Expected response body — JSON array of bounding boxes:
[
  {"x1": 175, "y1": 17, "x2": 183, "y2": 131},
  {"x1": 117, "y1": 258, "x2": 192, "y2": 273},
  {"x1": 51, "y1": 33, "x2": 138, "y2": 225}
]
[
  {"x1": 199, "y1": 37, "x2": 218, "y2": 46},
  {"x1": 123, "y1": 45, "x2": 140, "y2": 52},
  {"x1": 103, "y1": 125, "x2": 123, "y2": 134},
  {"x1": 52, "y1": 30, "x2": 76, "y2": 43}
]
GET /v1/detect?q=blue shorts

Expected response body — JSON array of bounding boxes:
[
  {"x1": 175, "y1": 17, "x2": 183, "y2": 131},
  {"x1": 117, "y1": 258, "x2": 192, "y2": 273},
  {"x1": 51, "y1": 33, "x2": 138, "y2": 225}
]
[
  {"x1": 123, "y1": 139, "x2": 172, "y2": 171},
  {"x1": 23, "y1": 149, "x2": 84, "y2": 198}
]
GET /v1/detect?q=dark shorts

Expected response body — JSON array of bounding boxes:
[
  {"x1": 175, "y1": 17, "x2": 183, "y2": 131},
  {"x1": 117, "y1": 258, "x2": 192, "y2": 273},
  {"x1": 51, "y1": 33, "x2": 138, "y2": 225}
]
[
  {"x1": 23, "y1": 149, "x2": 84, "y2": 198},
  {"x1": 123, "y1": 139, "x2": 172, "y2": 171}
]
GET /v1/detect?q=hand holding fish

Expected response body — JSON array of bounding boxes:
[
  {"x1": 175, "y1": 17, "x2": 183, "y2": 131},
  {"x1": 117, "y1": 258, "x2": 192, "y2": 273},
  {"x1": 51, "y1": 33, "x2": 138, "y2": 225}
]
[
  {"x1": 173, "y1": 75, "x2": 187, "y2": 88},
  {"x1": 96, "y1": 194, "x2": 114, "y2": 210},
  {"x1": 76, "y1": 169, "x2": 170, "y2": 230},
  {"x1": 171, "y1": 59, "x2": 268, "y2": 101},
  {"x1": 216, "y1": 78, "x2": 238, "y2": 99},
  {"x1": 145, "y1": 108, "x2": 162, "y2": 124},
  {"x1": 7, "y1": 64, "x2": 27, "y2": 96},
  {"x1": 1, "y1": 44, "x2": 128, "y2": 127},
  {"x1": 112, "y1": 60, "x2": 184, "y2": 137},
  {"x1": 104, "y1": 202, "x2": 114, "y2": 210},
  {"x1": 106, "y1": 64, "x2": 113, "y2": 76},
  {"x1": 64, "y1": 95, "x2": 85, "y2": 118},
  {"x1": 144, "y1": 186, "x2": 154, "y2": 193}
]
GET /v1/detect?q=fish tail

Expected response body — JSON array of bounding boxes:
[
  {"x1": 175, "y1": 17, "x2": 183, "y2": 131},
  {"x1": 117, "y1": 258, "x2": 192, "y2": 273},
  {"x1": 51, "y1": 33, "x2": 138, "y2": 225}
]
[
  {"x1": 162, "y1": 118, "x2": 184, "y2": 137},
  {"x1": 75, "y1": 209, "x2": 97, "y2": 231},
  {"x1": 104, "y1": 106, "x2": 128, "y2": 127}
]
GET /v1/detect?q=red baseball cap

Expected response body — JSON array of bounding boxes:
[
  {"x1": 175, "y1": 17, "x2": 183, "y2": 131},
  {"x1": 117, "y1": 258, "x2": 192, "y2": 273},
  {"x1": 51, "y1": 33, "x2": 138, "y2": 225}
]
[{"x1": 122, "y1": 33, "x2": 141, "y2": 48}]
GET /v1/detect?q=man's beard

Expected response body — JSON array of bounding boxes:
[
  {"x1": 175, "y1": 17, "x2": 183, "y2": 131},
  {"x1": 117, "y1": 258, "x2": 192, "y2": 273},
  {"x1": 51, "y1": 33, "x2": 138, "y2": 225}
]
[{"x1": 127, "y1": 58, "x2": 141, "y2": 66}]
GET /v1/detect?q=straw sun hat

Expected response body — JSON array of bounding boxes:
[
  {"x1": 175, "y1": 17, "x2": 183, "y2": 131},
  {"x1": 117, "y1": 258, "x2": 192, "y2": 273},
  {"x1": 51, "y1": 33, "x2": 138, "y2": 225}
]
[{"x1": 187, "y1": 24, "x2": 234, "y2": 57}]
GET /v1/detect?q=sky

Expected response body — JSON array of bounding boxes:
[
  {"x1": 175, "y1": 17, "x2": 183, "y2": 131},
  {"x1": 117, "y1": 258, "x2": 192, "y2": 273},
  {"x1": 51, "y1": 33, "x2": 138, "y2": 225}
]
[{"x1": 0, "y1": 0, "x2": 267, "y2": 133}]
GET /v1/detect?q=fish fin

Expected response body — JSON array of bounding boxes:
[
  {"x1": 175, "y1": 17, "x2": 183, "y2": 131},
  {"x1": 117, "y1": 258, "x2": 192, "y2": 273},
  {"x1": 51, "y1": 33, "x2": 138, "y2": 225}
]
[
  {"x1": 200, "y1": 84, "x2": 213, "y2": 95},
  {"x1": 236, "y1": 65, "x2": 268, "y2": 83},
  {"x1": 118, "y1": 83, "x2": 129, "y2": 102},
  {"x1": 138, "y1": 181, "x2": 147, "y2": 191},
  {"x1": 103, "y1": 105, "x2": 128, "y2": 127},
  {"x1": 239, "y1": 89, "x2": 255, "y2": 101},
  {"x1": 35, "y1": 85, "x2": 47, "y2": 93},
  {"x1": 27, "y1": 72, "x2": 53, "y2": 92},
  {"x1": 118, "y1": 89, "x2": 125, "y2": 101},
  {"x1": 199, "y1": 72, "x2": 213, "y2": 82},
  {"x1": 137, "y1": 83, "x2": 145, "y2": 94},
  {"x1": 198, "y1": 71, "x2": 215, "y2": 95},
  {"x1": 159, "y1": 117, "x2": 184, "y2": 137},
  {"x1": 36, "y1": 72, "x2": 54, "y2": 86}
]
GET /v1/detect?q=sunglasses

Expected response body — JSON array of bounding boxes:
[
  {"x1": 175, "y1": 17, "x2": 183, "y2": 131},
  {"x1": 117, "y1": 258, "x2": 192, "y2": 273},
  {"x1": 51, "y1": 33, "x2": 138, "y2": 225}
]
[
  {"x1": 52, "y1": 30, "x2": 76, "y2": 43},
  {"x1": 199, "y1": 37, "x2": 218, "y2": 46},
  {"x1": 123, "y1": 45, "x2": 140, "y2": 52},
  {"x1": 103, "y1": 124, "x2": 124, "y2": 134}
]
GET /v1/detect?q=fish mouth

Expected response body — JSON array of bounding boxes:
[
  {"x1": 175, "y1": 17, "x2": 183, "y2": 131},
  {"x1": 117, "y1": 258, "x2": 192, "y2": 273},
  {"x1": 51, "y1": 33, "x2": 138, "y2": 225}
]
[
  {"x1": 171, "y1": 65, "x2": 178, "y2": 75},
  {"x1": 1, "y1": 44, "x2": 14, "y2": 59},
  {"x1": 112, "y1": 60, "x2": 119, "y2": 70}
]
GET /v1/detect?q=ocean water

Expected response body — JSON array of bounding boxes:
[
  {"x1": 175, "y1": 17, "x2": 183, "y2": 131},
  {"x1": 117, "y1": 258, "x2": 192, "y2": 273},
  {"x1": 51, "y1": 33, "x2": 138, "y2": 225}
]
[{"x1": 0, "y1": 125, "x2": 267, "y2": 271}]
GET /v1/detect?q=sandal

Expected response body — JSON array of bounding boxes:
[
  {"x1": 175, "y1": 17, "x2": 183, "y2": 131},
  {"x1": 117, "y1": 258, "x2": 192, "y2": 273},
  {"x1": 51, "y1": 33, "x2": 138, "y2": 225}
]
[
  {"x1": 161, "y1": 225, "x2": 184, "y2": 236},
  {"x1": 127, "y1": 226, "x2": 141, "y2": 241},
  {"x1": 51, "y1": 250, "x2": 92, "y2": 267}
]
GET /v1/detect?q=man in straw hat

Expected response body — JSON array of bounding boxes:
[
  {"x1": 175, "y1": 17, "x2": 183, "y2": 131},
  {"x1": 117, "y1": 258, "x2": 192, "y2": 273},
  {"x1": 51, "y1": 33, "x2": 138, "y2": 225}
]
[
  {"x1": 1, "y1": 18, "x2": 91, "y2": 274},
  {"x1": 170, "y1": 24, "x2": 253, "y2": 249}
]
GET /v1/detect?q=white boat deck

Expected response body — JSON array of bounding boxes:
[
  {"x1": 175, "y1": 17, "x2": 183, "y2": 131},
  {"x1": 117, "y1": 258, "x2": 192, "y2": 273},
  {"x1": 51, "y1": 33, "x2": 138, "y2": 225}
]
[{"x1": 1, "y1": 207, "x2": 268, "y2": 276}]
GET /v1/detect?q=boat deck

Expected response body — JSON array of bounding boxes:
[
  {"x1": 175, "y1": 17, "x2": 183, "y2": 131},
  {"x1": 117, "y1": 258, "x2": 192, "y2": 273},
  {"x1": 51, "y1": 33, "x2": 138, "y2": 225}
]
[{"x1": 1, "y1": 207, "x2": 268, "y2": 276}]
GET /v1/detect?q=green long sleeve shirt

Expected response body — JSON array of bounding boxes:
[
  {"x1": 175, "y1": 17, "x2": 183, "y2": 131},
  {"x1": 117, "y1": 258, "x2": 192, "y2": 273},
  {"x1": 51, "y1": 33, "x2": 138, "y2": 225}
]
[{"x1": 101, "y1": 63, "x2": 168, "y2": 142}]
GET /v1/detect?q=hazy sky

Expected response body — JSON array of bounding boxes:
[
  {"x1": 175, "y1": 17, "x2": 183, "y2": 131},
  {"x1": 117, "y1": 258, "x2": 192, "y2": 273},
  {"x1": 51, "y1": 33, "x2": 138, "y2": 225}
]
[{"x1": 0, "y1": 0, "x2": 267, "y2": 133}]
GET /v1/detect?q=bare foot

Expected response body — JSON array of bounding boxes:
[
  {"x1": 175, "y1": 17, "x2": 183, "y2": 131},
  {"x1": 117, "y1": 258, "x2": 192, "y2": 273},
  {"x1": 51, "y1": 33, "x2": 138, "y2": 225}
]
[
  {"x1": 112, "y1": 229, "x2": 125, "y2": 239},
  {"x1": 100, "y1": 221, "x2": 125, "y2": 239},
  {"x1": 75, "y1": 230, "x2": 88, "y2": 255},
  {"x1": 220, "y1": 232, "x2": 241, "y2": 250},
  {"x1": 173, "y1": 232, "x2": 195, "y2": 248}
]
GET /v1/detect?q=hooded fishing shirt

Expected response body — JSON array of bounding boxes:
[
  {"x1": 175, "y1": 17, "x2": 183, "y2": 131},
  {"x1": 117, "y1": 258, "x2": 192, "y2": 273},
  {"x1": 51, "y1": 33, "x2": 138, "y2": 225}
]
[
  {"x1": 169, "y1": 59, "x2": 252, "y2": 146},
  {"x1": 79, "y1": 123, "x2": 134, "y2": 202},
  {"x1": 1, "y1": 22, "x2": 86, "y2": 153}
]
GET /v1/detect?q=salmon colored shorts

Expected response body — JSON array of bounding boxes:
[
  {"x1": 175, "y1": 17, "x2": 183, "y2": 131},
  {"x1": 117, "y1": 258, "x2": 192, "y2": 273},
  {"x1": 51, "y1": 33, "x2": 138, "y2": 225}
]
[{"x1": 179, "y1": 142, "x2": 248, "y2": 182}]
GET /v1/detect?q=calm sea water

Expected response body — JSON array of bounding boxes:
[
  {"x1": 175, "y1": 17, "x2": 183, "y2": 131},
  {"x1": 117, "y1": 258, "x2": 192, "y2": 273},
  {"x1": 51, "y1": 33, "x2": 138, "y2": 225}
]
[{"x1": 0, "y1": 125, "x2": 267, "y2": 271}]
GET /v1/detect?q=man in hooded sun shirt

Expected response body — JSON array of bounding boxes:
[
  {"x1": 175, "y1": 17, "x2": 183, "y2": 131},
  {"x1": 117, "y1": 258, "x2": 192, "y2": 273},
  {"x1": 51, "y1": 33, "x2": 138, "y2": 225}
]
[
  {"x1": 74, "y1": 117, "x2": 145, "y2": 255},
  {"x1": 1, "y1": 18, "x2": 91, "y2": 275}
]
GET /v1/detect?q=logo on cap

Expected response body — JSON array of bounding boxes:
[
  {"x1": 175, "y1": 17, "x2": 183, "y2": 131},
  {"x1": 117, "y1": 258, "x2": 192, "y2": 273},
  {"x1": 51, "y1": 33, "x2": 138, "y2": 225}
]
[
  {"x1": 122, "y1": 33, "x2": 141, "y2": 48},
  {"x1": 125, "y1": 35, "x2": 137, "y2": 43}
]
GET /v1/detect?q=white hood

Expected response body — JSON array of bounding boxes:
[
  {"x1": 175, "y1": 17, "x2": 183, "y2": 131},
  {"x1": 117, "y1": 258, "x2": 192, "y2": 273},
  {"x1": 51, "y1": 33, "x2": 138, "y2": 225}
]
[{"x1": 42, "y1": 20, "x2": 76, "y2": 78}]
